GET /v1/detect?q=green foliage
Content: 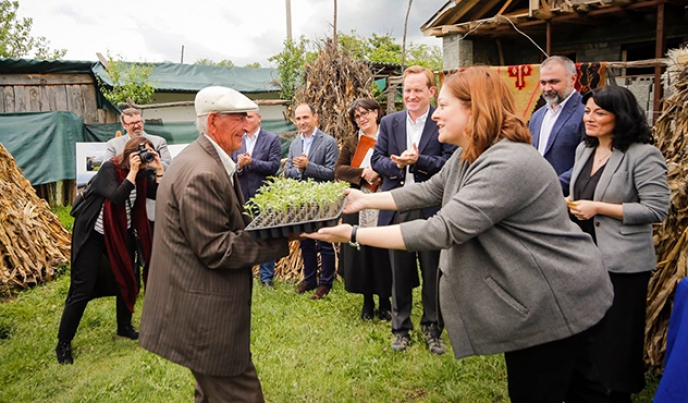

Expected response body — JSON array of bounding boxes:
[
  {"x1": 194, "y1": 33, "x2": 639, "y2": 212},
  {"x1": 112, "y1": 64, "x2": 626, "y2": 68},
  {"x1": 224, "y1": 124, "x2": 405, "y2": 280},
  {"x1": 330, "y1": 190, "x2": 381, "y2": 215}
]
[
  {"x1": 0, "y1": 0, "x2": 66, "y2": 59},
  {"x1": 99, "y1": 54, "x2": 155, "y2": 105},
  {"x1": 247, "y1": 177, "x2": 349, "y2": 219},
  {"x1": 195, "y1": 58, "x2": 235, "y2": 67},
  {"x1": 244, "y1": 62, "x2": 261, "y2": 68},
  {"x1": 269, "y1": 31, "x2": 443, "y2": 100},
  {"x1": 268, "y1": 36, "x2": 313, "y2": 100}
]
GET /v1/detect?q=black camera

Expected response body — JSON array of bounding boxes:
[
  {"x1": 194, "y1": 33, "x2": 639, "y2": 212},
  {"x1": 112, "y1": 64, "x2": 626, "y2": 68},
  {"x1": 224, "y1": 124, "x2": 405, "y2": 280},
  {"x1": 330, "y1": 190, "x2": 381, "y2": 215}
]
[{"x1": 136, "y1": 144, "x2": 156, "y2": 163}]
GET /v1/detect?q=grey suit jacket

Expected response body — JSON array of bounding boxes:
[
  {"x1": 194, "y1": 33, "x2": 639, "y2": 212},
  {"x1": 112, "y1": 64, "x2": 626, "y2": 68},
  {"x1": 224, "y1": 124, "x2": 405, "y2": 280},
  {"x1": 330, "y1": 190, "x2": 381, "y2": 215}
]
[
  {"x1": 284, "y1": 129, "x2": 338, "y2": 182},
  {"x1": 570, "y1": 142, "x2": 669, "y2": 273},
  {"x1": 139, "y1": 135, "x2": 289, "y2": 377},
  {"x1": 392, "y1": 140, "x2": 613, "y2": 359},
  {"x1": 104, "y1": 132, "x2": 172, "y2": 170}
]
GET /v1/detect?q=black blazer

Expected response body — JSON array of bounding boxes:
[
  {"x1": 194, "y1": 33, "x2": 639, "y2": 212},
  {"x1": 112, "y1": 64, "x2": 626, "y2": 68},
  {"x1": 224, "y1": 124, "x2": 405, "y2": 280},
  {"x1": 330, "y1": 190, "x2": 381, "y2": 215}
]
[{"x1": 371, "y1": 107, "x2": 456, "y2": 226}]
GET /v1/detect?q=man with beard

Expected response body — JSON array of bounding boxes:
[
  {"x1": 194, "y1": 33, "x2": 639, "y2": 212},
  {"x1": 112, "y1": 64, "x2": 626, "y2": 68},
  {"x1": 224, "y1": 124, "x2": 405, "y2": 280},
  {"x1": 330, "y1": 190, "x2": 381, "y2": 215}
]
[{"x1": 529, "y1": 56, "x2": 585, "y2": 196}]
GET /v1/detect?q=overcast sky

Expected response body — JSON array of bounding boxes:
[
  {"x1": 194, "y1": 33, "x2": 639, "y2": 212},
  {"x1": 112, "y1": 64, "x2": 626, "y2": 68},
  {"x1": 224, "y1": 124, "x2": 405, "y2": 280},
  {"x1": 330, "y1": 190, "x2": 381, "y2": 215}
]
[{"x1": 16, "y1": 0, "x2": 446, "y2": 66}]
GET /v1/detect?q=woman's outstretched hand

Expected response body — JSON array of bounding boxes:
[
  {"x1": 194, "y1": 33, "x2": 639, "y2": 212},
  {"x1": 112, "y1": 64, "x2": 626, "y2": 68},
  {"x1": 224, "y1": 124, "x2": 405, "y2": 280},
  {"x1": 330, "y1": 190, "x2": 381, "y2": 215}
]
[
  {"x1": 343, "y1": 188, "x2": 367, "y2": 214},
  {"x1": 302, "y1": 224, "x2": 353, "y2": 244}
]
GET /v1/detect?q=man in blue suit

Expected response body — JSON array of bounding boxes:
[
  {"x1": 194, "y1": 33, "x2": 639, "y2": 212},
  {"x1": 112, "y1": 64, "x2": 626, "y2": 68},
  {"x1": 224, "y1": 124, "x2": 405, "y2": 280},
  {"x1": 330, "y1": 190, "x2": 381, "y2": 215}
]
[
  {"x1": 529, "y1": 56, "x2": 585, "y2": 196},
  {"x1": 371, "y1": 66, "x2": 456, "y2": 355},
  {"x1": 285, "y1": 104, "x2": 339, "y2": 300},
  {"x1": 232, "y1": 109, "x2": 282, "y2": 288}
]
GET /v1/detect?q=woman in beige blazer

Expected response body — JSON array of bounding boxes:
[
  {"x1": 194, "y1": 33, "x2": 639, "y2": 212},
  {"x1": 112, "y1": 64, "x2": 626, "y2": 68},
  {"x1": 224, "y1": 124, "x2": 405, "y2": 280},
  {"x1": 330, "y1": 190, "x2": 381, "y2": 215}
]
[
  {"x1": 307, "y1": 67, "x2": 614, "y2": 403},
  {"x1": 568, "y1": 86, "x2": 670, "y2": 402}
]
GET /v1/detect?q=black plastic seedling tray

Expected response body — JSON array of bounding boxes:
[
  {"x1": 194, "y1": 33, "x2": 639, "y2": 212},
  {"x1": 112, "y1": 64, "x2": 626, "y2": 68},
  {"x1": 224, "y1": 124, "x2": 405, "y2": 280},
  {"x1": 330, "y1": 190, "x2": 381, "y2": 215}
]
[{"x1": 245, "y1": 198, "x2": 346, "y2": 239}]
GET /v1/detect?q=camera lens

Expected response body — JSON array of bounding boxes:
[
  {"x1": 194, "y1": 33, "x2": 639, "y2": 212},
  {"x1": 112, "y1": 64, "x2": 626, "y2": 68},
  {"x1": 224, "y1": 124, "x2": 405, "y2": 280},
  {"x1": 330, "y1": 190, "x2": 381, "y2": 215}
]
[{"x1": 138, "y1": 150, "x2": 155, "y2": 163}]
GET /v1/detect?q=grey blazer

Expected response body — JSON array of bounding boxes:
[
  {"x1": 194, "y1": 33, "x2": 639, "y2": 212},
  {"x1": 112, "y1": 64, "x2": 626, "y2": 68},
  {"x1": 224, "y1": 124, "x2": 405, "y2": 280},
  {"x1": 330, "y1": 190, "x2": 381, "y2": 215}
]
[
  {"x1": 569, "y1": 142, "x2": 669, "y2": 273},
  {"x1": 393, "y1": 140, "x2": 613, "y2": 359},
  {"x1": 284, "y1": 129, "x2": 338, "y2": 182},
  {"x1": 104, "y1": 132, "x2": 172, "y2": 170},
  {"x1": 139, "y1": 135, "x2": 289, "y2": 377}
]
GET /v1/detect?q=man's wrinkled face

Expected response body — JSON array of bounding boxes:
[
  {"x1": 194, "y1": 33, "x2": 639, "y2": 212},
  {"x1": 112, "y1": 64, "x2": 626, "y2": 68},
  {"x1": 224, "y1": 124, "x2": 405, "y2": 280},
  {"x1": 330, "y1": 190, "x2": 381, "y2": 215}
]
[{"x1": 208, "y1": 112, "x2": 248, "y2": 153}]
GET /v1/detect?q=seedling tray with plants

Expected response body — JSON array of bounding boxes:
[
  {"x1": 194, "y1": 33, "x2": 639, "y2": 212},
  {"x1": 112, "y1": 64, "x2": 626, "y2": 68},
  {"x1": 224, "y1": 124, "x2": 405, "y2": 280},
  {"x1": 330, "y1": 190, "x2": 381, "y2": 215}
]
[{"x1": 244, "y1": 177, "x2": 349, "y2": 239}]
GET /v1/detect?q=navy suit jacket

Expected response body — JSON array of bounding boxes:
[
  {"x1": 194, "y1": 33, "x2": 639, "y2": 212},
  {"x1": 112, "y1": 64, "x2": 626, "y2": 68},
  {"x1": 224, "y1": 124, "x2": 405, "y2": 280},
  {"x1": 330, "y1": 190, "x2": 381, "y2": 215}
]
[
  {"x1": 529, "y1": 91, "x2": 585, "y2": 196},
  {"x1": 231, "y1": 128, "x2": 282, "y2": 200},
  {"x1": 371, "y1": 107, "x2": 457, "y2": 226}
]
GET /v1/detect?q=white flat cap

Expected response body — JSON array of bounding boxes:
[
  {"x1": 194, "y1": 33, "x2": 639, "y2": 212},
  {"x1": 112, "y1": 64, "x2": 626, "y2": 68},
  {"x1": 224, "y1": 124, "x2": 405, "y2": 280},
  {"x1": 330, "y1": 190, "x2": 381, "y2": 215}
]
[{"x1": 195, "y1": 86, "x2": 258, "y2": 116}]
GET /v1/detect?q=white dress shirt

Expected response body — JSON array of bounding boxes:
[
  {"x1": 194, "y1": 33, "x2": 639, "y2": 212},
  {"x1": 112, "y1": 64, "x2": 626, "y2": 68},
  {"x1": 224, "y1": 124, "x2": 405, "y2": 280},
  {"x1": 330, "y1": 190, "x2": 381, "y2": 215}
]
[
  {"x1": 404, "y1": 109, "x2": 429, "y2": 186},
  {"x1": 538, "y1": 91, "x2": 577, "y2": 155}
]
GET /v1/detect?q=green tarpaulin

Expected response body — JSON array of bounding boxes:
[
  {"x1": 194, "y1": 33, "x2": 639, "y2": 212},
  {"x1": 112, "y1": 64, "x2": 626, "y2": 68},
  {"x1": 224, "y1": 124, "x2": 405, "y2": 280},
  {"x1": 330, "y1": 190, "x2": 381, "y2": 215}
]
[
  {"x1": 1, "y1": 111, "x2": 296, "y2": 186},
  {"x1": 0, "y1": 112, "x2": 83, "y2": 185}
]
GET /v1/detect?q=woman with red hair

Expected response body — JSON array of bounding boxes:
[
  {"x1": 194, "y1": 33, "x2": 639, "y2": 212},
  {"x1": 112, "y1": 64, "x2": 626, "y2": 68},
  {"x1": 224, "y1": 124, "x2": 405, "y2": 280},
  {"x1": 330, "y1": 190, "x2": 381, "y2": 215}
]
[{"x1": 307, "y1": 67, "x2": 614, "y2": 402}]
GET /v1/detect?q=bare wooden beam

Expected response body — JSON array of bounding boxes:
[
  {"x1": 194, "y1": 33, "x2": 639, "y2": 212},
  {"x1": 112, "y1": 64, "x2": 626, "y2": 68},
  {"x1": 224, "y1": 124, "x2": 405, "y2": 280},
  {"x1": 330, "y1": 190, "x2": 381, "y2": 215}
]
[
  {"x1": 497, "y1": 0, "x2": 515, "y2": 15},
  {"x1": 0, "y1": 74, "x2": 95, "y2": 86},
  {"x1": 653, "y1": 2, "x2": 666, "y2": 123},
  {"x1": 472, "y1": 0, "x2": 505, "y2": 20},
  {"x1": 452, "y1": 0, "x2": 483, "y2": 21},
  {"x1": 606, "y1": 58, "x2": 671, "y2": 68}
]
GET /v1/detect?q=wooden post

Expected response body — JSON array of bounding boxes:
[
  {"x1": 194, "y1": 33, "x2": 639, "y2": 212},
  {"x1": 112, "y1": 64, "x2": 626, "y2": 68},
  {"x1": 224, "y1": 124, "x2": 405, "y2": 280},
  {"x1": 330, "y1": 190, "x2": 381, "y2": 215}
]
[
  {"x1": 546, "y1": 21, "x2": 551, "y2": 56},
  {"x1": 653, "y1": 2, "x2": 666, "y2": 123}
]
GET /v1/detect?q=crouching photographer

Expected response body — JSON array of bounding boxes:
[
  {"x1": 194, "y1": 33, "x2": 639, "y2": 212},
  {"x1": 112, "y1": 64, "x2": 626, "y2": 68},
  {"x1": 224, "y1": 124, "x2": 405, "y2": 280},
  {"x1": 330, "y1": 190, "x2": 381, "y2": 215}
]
[{"x1": 56, "y1": 137, "x2": 164, "y2": 364}]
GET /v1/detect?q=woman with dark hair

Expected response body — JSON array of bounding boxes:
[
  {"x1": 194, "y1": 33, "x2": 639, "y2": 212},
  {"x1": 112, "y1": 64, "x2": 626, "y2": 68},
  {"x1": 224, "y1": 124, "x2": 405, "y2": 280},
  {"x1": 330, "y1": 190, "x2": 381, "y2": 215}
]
[
  {"x1": 56, "y1": 137, "x2": 164, "y2": 364},
  {"x1": 568, "y1": 85, "x2": 670, "y2": 402},
  {"x1": 307, "y1": 67, "x2": 614, "y2": 402},
  {"x1": 334, "y1": 98, "x2": 392, "y2": 320}
]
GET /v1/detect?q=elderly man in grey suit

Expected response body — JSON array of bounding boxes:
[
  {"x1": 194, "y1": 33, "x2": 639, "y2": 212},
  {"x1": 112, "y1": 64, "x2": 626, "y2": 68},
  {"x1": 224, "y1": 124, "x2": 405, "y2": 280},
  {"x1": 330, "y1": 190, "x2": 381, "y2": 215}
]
[
  {"x1": 103, "y1": 108, "x2": 172, "y2": 223},
  {"x1": 139, "y1": 86, "x2": 290, "y2": 403},
  {"x1": 284, "y1": 103, "x2": 339, "y2": 300},
  {"x1": 529, "y1": 56, "x2": 585, "y2": 196}
]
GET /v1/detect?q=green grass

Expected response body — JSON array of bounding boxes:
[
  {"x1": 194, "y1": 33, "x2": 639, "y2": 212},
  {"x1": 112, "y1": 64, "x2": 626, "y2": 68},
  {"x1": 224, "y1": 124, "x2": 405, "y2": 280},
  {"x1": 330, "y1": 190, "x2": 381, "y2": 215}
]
[{"x1": 0, "y1": 207, "x2": 660, "y2": 402}]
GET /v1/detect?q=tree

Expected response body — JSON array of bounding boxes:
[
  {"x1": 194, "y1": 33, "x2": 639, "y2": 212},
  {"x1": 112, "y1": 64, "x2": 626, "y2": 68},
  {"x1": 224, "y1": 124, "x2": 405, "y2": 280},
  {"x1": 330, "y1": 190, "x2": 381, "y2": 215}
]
[
  {"x1": 268, "y1": 35, "x2": 317, "y2": 100},
  {"x1": 195, "y1": 58, "x2": 235, "y2": 67},
  {"x1": 244, "y1": 62, "x2": 261, "y2": 68},
  {"x1": 99, "y1": 54, "x2": 155, "y2": 106},
  {"x1": 268, "y1": 31, "x2": 442, "y2": 100},
  {"x1": 0, "y1": 0, "x2": 65, "y2": 59}
]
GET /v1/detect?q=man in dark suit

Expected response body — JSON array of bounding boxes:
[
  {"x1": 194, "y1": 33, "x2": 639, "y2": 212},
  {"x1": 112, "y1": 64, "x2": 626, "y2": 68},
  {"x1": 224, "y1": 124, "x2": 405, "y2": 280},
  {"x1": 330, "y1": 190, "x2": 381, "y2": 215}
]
[
  {"x1": 284, "y1": 103, "x2": 339, "y2": 300},
  {"x1": 232, "y1": 109, "x2": 282, "y2": 288},
  {"x1": 371, "y1": 66, "x2": 456, "y2": 355},
  {"x1": 140, "y1": 86, "x2": 289, "y2": 403},
  {"x1": 529, "y1": 56, "x2": 585, "y2": 196}
]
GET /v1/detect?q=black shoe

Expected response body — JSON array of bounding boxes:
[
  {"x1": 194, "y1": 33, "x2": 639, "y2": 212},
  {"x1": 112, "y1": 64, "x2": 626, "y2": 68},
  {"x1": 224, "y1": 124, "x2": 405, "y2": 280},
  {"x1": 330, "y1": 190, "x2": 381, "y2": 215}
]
[
  {"x1": 378, "y1": 309, "x2": 392, "y2": 321},
  {"x1": 360, "y1": 305, "x2": 374, "y2": 321},
  {"x1": 261, "y1": 281, "x2": 274, "y2": 289},
  {"x1": 56, "y1": 340, "x2": 73, "y2": 365},
  {"x1": 117, "y1": 325, "x2": 139, "y2": 340}
]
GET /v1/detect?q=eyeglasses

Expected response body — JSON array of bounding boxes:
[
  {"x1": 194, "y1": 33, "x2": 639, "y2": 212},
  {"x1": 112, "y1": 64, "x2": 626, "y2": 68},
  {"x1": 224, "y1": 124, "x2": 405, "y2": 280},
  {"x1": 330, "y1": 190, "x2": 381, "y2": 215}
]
[
  {"x1": 354, "y1": 110, "x2": 371, "y2": 121},
  {"x1": 123, "y1": 120, "x2": 143, "y2": 126}
]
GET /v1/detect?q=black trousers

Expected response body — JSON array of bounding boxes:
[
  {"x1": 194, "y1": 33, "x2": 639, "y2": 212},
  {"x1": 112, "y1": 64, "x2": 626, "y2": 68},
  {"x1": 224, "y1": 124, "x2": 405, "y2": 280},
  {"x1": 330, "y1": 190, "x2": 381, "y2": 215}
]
[
  {"x1": 504, "y1": 321, "x2": 610, "y2": 403},
  {"x1": 57, "y1": 231, "x2": 134, "y2": 342},
  {"x1": 390, "y1": 210, "x2": 442, "y2": 336}
]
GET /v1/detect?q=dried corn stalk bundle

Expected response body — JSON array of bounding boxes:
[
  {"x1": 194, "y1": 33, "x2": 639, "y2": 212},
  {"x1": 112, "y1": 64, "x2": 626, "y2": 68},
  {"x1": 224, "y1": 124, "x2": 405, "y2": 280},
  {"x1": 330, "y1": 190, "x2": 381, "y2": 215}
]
[
  {"x1": 294, "y1": 37, "x2": 375, "y2": 145},
  {"x1": 645, "y1": 47, "x2": 688, "y2": 369},
  {"x1": 0, "y1": 144, "x2": 71, "y2": 295}
]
